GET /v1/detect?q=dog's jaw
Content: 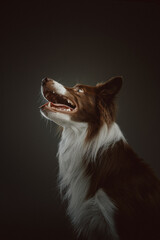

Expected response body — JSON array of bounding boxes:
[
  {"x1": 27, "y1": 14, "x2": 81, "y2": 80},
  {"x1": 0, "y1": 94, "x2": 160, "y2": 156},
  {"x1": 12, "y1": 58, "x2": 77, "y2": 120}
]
[
  {"x1": 40, "y1": 78, "x2": 78, "y2": 126},
  {"x1": 40, "y1": 107, "x2": 71, "y2": 126}
]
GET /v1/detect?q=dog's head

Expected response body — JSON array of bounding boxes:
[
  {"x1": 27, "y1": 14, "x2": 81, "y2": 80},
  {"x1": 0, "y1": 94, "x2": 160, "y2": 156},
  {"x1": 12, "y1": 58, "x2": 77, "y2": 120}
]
[{"x1": 40, "y1": 77, "x2": 122, "y2": 138}]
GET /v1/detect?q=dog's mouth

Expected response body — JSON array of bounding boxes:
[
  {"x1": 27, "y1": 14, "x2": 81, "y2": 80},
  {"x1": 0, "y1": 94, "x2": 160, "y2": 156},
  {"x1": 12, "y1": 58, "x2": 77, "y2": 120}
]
[{"x1": 40, "y1": 90, "x2": 77, "y2": 113}]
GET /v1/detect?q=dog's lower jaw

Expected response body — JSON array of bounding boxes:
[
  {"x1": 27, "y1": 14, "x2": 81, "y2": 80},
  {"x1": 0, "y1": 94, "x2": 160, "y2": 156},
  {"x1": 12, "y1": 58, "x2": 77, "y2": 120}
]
[{"x1": 40, "y1": 108, "x2": 72, "y2": 127}]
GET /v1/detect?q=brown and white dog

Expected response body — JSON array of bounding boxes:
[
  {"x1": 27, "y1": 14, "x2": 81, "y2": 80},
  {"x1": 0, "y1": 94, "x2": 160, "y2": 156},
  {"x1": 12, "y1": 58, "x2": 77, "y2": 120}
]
[{"x1": 40, "y1": 77, "x2": 160, "y2": 240}]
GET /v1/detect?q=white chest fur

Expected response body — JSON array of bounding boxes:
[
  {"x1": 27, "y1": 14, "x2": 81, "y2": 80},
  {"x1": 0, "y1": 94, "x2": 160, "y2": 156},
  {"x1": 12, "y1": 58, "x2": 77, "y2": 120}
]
[
  {"x1": 58, "y1": 124, "x2": 90, "y2": 211},
  {"x1": 57, "y1": 123, "x2": 122, "y2": 239}
]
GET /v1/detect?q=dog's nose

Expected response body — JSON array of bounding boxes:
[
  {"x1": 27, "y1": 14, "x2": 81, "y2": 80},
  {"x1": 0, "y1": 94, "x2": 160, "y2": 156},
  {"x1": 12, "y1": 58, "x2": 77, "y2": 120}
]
[{"x1": 41, "y1": 77, "x2": 49, "y2": 86}]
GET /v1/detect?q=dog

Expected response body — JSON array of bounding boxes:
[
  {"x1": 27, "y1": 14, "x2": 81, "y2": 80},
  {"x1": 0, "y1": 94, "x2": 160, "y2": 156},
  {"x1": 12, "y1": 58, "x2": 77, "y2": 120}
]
[{"x1": 40, "y1": 77, "x2": 160, "y2": 240}]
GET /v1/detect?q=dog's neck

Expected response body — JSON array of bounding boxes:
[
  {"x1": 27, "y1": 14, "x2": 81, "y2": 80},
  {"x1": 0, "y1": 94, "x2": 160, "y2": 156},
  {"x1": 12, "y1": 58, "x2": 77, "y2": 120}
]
[
  {"x1": 57, "y1": 122, "x2": 125, "y2": 175},
  {"x1": 57, "y1": 122, "x2": 125, "y2": 215}
]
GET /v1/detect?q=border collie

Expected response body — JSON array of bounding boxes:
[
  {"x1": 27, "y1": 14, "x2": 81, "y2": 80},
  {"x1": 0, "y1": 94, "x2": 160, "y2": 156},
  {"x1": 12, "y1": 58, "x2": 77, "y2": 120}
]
[{"x1": 40, "y1": 77, "x2": 160, "y2": 240}]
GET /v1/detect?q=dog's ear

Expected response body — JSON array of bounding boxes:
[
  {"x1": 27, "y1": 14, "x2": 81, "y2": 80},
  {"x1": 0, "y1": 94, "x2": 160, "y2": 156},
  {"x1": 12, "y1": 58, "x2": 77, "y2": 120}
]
[{"x1": 96, "y1": 76, "x2": 123, "y2": 100}]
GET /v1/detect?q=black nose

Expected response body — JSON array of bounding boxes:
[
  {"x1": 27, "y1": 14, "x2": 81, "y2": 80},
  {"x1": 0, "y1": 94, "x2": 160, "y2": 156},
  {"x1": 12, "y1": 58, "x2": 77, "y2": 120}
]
[{"x1": 41, "y1": 77, "x2": 49, "y2": 86}]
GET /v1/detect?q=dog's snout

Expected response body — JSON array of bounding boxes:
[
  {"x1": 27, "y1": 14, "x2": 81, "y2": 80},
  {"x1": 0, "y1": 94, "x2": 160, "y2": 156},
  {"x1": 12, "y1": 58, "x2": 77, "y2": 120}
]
[{"x1": 41, "y1": 77, "x2": 50, "y2": 86}]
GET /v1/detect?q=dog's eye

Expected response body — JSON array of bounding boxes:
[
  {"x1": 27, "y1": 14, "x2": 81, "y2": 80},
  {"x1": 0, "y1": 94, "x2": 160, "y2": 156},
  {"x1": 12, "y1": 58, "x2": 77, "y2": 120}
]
[{"x1": 76, "y1": 88, "x2": 84, "y2": 93}]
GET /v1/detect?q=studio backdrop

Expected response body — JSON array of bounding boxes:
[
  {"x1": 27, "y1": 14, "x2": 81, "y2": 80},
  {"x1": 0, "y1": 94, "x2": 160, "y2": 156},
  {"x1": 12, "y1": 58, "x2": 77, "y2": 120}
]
[{"x1": 1, "y1": 1, "x2": 160, "y2": 240}]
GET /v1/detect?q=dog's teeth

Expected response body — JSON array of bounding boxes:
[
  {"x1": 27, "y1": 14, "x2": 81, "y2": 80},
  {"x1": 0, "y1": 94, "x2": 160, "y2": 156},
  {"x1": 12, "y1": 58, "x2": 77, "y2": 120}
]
[{"x1": 67, "y1": 99, "x2": 72, "y2": 105}]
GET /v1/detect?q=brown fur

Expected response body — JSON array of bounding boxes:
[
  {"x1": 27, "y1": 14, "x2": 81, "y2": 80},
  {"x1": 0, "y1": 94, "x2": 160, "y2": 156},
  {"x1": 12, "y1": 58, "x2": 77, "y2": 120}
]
[
  {"x1": 83, "y1": 140, "x2": 160, "y2": 240},
  {"x1": 66, "y1": 78, "x2": 122, "y2": 140}
]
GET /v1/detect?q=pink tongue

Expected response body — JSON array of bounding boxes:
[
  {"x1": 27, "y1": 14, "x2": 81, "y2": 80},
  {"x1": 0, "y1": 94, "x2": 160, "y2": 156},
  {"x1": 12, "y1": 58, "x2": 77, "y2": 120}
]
[
  {"x1": 39, "y1": 102, "x2": 73, "y2": 111},
  {"x1": 53, "y1": 103, "x2": 72, "y2": 110}
]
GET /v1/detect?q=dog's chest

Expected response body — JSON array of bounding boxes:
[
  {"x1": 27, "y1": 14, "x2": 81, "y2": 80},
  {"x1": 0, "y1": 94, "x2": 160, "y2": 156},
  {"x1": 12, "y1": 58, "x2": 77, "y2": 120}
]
[{"x1": 58, "y1": 128, "x2": 90, "y2": 214}]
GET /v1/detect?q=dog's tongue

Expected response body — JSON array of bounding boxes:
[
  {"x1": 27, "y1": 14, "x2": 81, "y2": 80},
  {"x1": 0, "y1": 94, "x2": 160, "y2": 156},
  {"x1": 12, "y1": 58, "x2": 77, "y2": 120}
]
[
  {"x1": 40, "y1": 102, "x2": 73, "y2": 111},
  {"x1": 53, "y1": 103, "x2": 73, "y2": 110}
]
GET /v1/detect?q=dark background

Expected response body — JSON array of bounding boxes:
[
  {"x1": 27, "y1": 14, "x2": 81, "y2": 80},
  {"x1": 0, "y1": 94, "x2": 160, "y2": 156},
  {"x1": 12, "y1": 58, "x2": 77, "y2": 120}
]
[{"x1": 1, "y1": 1, "x2": 160, "y2": 239}]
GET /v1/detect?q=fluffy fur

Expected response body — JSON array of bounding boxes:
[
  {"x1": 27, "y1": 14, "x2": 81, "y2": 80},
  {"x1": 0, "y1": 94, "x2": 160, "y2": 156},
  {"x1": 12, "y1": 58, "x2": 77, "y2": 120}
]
[
  {"x1": 40, "y1": 77, "x2": 160, "y2": 240},
  {"x1": 58, "y1": 122, "x2": 122, "y2": 240}
]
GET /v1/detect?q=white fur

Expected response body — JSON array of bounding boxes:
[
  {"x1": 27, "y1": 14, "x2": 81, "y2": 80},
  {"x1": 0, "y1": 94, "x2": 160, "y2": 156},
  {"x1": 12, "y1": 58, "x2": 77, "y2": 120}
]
[
  {"x1": 85, "y1": 122, "x2": 126, "y2": 161},
  {"x1": 40, "y1": 108, "x2": 71, "y2": 126},
  {"x1": 53, "y1": 80, "x2": 67, "y2": 95},
  {"x1": 70, "y1": 189, "x2": 119, "y2": 240},
  {"x1": 58, "y1": 122, "x2": 124, "y2": 239}
]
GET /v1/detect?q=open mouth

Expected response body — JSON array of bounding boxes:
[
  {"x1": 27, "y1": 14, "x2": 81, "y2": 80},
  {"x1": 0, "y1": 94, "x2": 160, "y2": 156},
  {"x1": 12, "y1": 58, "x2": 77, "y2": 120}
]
[{"x1": 40, "y1": 91, "x2": 77, "y2": 113}]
